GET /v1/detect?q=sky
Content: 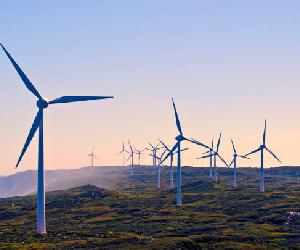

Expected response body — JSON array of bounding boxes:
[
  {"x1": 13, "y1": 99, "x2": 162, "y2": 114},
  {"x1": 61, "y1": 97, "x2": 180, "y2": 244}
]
[{"x1": 0, "y1": 1, "x2": 300, "y2": 175}]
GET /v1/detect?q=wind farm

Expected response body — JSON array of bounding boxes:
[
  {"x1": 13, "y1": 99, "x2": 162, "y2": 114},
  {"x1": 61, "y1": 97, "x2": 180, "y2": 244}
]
[{"x1": 0, "y1": 1, "x2": 300, "y2": 249}]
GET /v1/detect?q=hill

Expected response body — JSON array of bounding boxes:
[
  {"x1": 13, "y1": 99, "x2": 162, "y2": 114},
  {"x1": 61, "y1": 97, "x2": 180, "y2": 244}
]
[
  {"x1": 0, "y1": 166, "x2": 299, "y2": 249},
  {"x1": 0, "y1": 165, "x2": 299, "y2": 198}
]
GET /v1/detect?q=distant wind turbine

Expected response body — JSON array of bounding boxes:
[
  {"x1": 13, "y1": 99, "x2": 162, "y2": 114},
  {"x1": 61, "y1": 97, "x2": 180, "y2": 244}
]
[
  {"x1": 202, "y1": 133, "x2": 228, "y2": 182},
  {"x1": 126, "y1": 141, "x2": 135, "y2": 175},
  {"x1": 228, "y1": 140, "x2": 249, "y2": 188},
  {"x1": 159, "y1": 140, "x2": 188, "y2": 189},
  {"x1": 244, "y1": 120, "x2": 282, "y2": 192},
  {"x1": 87, "y1": 147, "x2": 97, "y2": 167},
  {"x1": 117, "y1": 142, "x2": 128, "y2": 166},
  {"x1": 134, "y1": 148, "x2": 145, "y2": 166},
  {"x1": 160, "y1": 98, "x2": 211, "y2": 206},
  {"x1": 146, "y1": 143, "x2": 161, "y2": 189},
  {"x1": 0, "y1": 43, "x2": 113, "y2": 234}
]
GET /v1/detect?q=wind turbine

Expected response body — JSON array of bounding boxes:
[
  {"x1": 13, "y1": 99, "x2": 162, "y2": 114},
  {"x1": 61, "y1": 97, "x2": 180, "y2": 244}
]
[
  {"x1": 159, "y1": 140, "x2": 188, "y2": 189},
  {"x1": 0, "y1": 43, "x2": 113, "y2": 235},
  {"x1": 134, "y1": 148, "x2": 144, "y2": 166},
  {"x1": 126, "y1": 141, "x2": 134, "y2": 175},
  {"x1": 202, "y1": 133, "x2": 228, "y2": 182},
  {"x1": 87, "y1": 147, "x2": 97, "y2": 167},
  {"x1": 160, "y1": 98, "x2": 211, "y2": 206},
  {"x1": 117, "y1": 142, "x2": 128, "y2": 166},
  {"x1": 146, "y1": 143, "x2": 161, "y2": 189},
  {"x1": 244, "y1": 120, "x2": 282, "y2": 192},
  {"x1": 198, "y1": 139, "x2": 214, "y2": 178},
  {"x1": 228, "y1": 140, "x2": 249, "y2": 188}
]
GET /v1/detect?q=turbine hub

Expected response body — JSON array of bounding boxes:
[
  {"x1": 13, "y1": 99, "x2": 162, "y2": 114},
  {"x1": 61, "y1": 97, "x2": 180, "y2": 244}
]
[
  {"x1": 37, "y1": 98, "x2": 49, "y2": 109},
  {"x1": 175, "y1": 134, "x2": 184, "y2": 141}
]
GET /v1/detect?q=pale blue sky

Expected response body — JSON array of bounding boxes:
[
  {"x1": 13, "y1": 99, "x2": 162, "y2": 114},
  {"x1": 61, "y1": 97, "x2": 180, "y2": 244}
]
[{"x1": 0, "y1": 1, "x2": 300, "y2": 175}]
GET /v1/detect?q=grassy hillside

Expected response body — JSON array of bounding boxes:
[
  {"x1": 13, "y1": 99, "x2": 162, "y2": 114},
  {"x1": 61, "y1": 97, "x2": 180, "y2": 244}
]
[{"x1": 0, "y1": 166, "x2": 299, "y2": 249}]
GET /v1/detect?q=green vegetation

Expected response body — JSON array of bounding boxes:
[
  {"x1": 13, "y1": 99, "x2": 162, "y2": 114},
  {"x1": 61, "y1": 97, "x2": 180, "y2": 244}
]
[{"x1": 0, "y1": 166, "x2": 299, "y2": 249}]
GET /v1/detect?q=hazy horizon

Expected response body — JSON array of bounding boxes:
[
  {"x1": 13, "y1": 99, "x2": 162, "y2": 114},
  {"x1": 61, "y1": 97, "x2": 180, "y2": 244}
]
[{"x1": 1, "y1": 1, "x2": 300, "y2": 175}]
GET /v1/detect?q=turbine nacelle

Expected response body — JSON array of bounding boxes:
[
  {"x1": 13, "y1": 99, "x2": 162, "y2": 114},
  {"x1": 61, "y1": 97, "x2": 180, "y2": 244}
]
[
  {"x1": 37, "y1": 98, "x2": 49, "y2": 109},
  {"x1": 175, "y1": 134, "x2": 185, "y2": 141}
]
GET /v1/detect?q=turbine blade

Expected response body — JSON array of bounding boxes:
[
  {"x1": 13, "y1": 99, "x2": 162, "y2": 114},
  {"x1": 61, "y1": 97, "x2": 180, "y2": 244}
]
[
  {"x1": 202, "y1": 150, "x2": 210, "y2": 155},
  {"x1": 231, "y1": 139, "x2": 237, "y2": 154},
  {"x1": 128, "y1": 140, "x2": 133, "y2": 150},
  {"x1": 0, "y1": 44, "x2": 42, "y2": 99},
  {"x1": 238, "y1": 155, "x2": 250, "y2": 159},
  {"x1": 175, "y1": 147, "x2": 189, "y2": 153},
  {"x1": 217, "y1": 154, "x2": 228, "y2": 167},
  {"x1": 171, "y1": 98, "x2": 183, "y2": 136},
  {"x1": 49, "y1": 96, "x2": 113, "y2": 104},
  {"x1": 244, "y1": 147, "x2": 261, "y2": 157},
  {"x1": 266, "y1": 147, "x2": 282, "y2": 163},
  {"x1": 160, "y1": 143, "x2": 178, "y2": 165},
  {"x1": 159, "y1": 140, "x2": 170, "y2": 151},
  {"x1": 229, "y1": 159, "x2": 234, "y2": 167},
  {"x1": 16, "y1": 110, "x2": 42, "y2": 167},
  {"x1": 125, "y1": 154, "x2": 132, "y2": 162},
  {"x1": 185, "y1": 138, "x2": 211, "y2": 150},
  {"x1": 200, "y1": 154, "x2": 211, "y2": 159},
  {"x1": 216, "y1": 133, "x2": 222, "y2": 152},
  {"x1": 160, "y1": 149, "x2": 168, "y2": 159},
  {"x1": 148, "y1": 143, "x2": 155, "y2": 150},
  {"x1": 263, "y1": 119, "x2": 267, "y2": 146},
  {"x1": 180, "y1": 147, "x2": 189, "y2": 152}
]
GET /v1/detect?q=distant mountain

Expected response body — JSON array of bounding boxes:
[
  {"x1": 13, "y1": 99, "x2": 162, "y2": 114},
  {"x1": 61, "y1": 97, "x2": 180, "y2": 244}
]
[
  {"x1": 0, "y1": 166, "x2": 131, "y2": 198},
  {"x1": 0, "y1": 165, "x2": 299, "y2": 198}
]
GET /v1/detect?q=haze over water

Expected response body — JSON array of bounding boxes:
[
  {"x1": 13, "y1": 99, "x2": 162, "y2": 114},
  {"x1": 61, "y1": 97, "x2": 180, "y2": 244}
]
[{"x1": 1, "y1": 1, "x2": 300, "y2": 175}]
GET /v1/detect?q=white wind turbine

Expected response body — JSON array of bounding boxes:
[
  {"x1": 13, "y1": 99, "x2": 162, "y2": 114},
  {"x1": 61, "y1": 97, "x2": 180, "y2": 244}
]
[
  {"x1": 87, "y1": 147, "x2": 97, "y2": 167},
  {"x1": 160, "y1": 98, "x2": 212, "y2": 206},
  {"x1": 228, "y1": 140, "x2": 249, "y2": 188},
  {"x1": 159, "y1": 140, "x2": 188, "y2": 189},
  {"x1": 126, "y1": 141, "x2": 135, "y2": 175},
  {"x1": 201, "y1": 133, "x2": 228, "y2": 182},
  {"x1": 0, "y1": 44, "x2": 113, "y2": 234},
  {"x1": 146, "y1": 143, "x2": 161, "y2": 188},
  {"x1": 134, "y1": 148, "x2": 145, "y2": 166},
  {"x1": 118, "y1": 142, "x2": 128, "y2": 166},
  {"x1": 244, "y1": 120, "x2": 282, "y2": 192}
]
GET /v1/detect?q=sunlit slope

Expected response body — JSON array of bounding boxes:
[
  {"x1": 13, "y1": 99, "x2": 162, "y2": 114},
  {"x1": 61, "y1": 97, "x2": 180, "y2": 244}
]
[{"x1": 0, "y1": 171, "x2": 299, "y2": 249}]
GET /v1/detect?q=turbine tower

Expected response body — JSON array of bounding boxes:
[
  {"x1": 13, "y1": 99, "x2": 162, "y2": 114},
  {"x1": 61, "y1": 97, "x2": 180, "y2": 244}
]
[
  {"x1": 0, "y1": 44, "x2": 113, "y2": 235},
  {"x1": 146, "y1": 143, "x2": 161, "y2": 188},
  {"x1": 228, "y1": 140, "x2": 249, "y2": 188},
  {"x1": 198, "y1": 139, "x2": 214, "y2": 178},
  {"x1": 159, "y1": 140, "x2": 188, "y2": 189},
  {"x1": 160, "y1": 98, "x2": 211, "y2": 206},
  {"x1": 244, "y1": 120, "x2": 282, "y2": 192},
  {"x1": 88, "y1": 147, "x2": 97, "y2": 167},
  {"x1": 201, "y1": 133, "x2": 228, "y2": 182},
  {"x1": 149, "y1": 151, "x2": 163, "y2": 189}
]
